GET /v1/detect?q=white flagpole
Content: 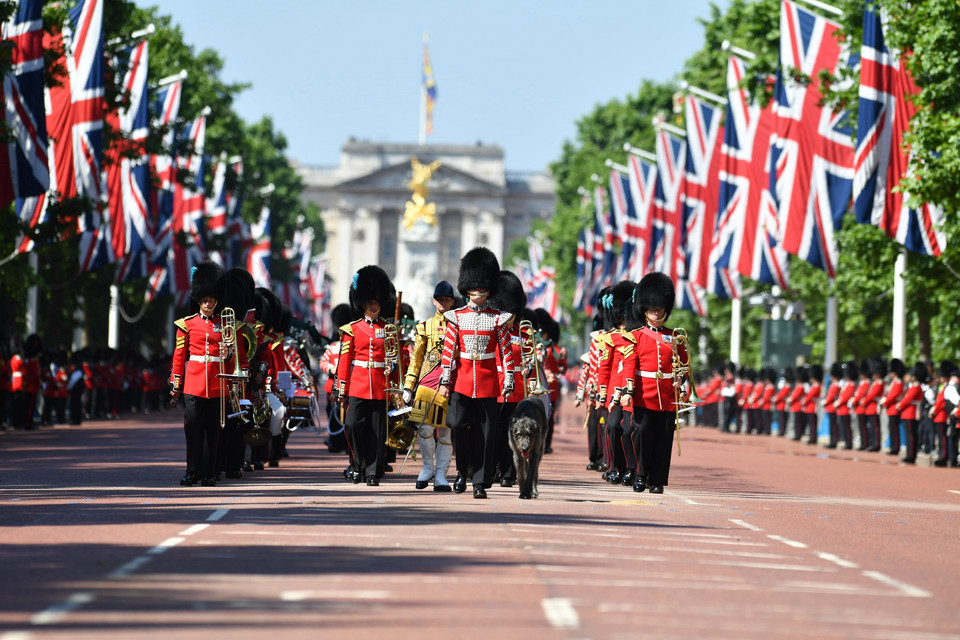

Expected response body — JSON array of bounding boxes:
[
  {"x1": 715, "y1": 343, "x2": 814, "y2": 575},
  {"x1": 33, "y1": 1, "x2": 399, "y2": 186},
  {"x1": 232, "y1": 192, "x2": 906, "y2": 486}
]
[
  {"x1": 892, "y1": 249, "x2": 907, "y2": 359},
  {"x1": 824, "y1": 281, "x2": 837, "y2": 368},
  {"x1": 108, "y1": 285, "x2": 120, "y2": 349},
  {"x1": 730, "y1": 297, "x2": 742, "y2": 366},
  {"x1": 26, "y1": 253, "x2": 38, "y2": 335}
]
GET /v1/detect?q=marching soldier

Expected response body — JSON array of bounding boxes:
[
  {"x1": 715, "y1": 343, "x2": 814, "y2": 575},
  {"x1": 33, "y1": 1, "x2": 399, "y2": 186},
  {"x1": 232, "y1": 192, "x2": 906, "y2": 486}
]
[
  {"x1": 320, "y1": 303, "x2": 353, "y2": 454},
  {"x1": 335, "y1": 265, "x2": 397, "y2": 487},
  {"x1": 896, "y1": 362, "x2": 927, "y2": 464},
  {"x1": 802, "y1": 364, "x2": 823, "y2": 445},
  {"x1": 931, "y1": 361, "x2": 959, "y2": 466},
  {"x1": 169, "y1": 261, "x2": 228, "y2": 487},
  {"x1": 620, "y1": 272, "x2": 688, "y2": 495},
  {"x1": 574, "y1": 310, "x2": 606, "y2": 471},
  {"x1": 861, "y1": 358, "x2": 886, "y2": 451},
  {"x1": 402, "y1": 281, "x2": 457, "y2": 492},
  {"x1": 882, "y1": 358, "x2": 906, "y2": 455},
  {"x1": 599, "y1": 281, "x2": 636, "y2": 486},
  {"x1": 823, "y1": 362, "x2": 842, "y2": 448},
  {"x1": 10, "y1": 334, "x2": 41, "y2": 430},
  {"x1": 437, "y1": 247, "x2": 515, "y2": 499}
]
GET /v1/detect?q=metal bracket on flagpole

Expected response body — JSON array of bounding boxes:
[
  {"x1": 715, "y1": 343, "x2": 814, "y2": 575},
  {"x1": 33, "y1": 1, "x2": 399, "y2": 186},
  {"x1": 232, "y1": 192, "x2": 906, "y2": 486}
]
[
  {"x1": 107, "y1": 24, "x2": 156, "y2": 47},
  {"x1": 259, "y1": 183, "x2": 276, "y2": 197},
  {"x1": 793, "y1": 0, "x2": 843, "y2": 17},
  {"x1": 154, "y1": 70, "x2": 188, "y2": 89},
  {"x1": 652, "y1": 119, "x2": 686, "y2": 137},
  {"x1": 229, "y1": 155, "x2": 243, "y2": 164},
  {"x1": 721, "y1": 40, "x2": 757, "y2": 61},
  {"x1": 590, "y1": 173, "x2": 603, "y2": 184},
  {"x1": 604, "y1": 159, "x2": 629, "y2": 174},
  {"x1": 577, "y1": 186, "x2": 590, "y2": 198},
  {"x1": 623, "y1": 143, "x2": 657, "y2": 163},
  {"x1": 678, "y1": 81, "x2": 728, "y2": 106}
]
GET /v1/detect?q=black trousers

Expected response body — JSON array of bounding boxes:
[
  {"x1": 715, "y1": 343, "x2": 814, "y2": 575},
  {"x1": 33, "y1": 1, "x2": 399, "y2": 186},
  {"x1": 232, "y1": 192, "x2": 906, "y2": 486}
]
[
  {"x1": 839, "y1": 414, "x2": 853, "y2": 448},
  {"x1": 68, "y1": 385, "x2": 84, "y2": 425},
  {"x1": 888, "y1": 414, "x2": 902, "y2": 453},
  {"x1": 606, "y1": 405, "x2": 626, "y2": 473},
  {"x1": 447, "y1": 393, "x2": 498, "y2": 486},
  {"x1": 585, "y1": 406, "x2": 601, "y2": 464},
  {"x1": 826, "y1": 412, "x2": 838, "y2": 446},
  {"x1": 620, "y1": 408, "x2": 638, "y2": 473},
  {"x1": 344, "y1": 398, "x2": 387, "y2": 479},
  {"x1": 903, "y1": 418, "x2": 919, "y2": 462},
  {"x1": 635, "y1": 409, "x2": 676, "y2": 486},
  {"x1": 496, "y1": 401, "x2": 518, "y2": 481},
  {"x1": 217, "y1": 418, "x2": 245, "y2": 474},
  {"x1": 183, "y1": 395, "x2": 221, "y2": 478},
  {"x1": 864, "y1": 413, "x2": 880, "y2": 450},
  {"x1": 721, "y1": 397, "x2": 737, "y2": 432},
  {"x1": 12, "y1": 391, "x2": 36, "y2": 430}
]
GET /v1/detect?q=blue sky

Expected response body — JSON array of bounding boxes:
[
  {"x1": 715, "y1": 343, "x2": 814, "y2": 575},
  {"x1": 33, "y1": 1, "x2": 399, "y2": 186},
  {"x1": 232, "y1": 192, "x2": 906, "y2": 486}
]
[{"x1": 148, "y1": 1, "x2": 728, "y2": 172}]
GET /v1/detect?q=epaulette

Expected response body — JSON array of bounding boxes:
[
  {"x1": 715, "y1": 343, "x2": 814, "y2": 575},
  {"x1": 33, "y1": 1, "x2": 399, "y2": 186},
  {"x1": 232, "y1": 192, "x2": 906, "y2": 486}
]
[
  {"x1": 442, "y1": 309, "x2": 458, "y2": 325},
  {"x1": 619, "y1": 328, "x2": 637, "y2": 344},
  {"x1": 174, "y1": 314, "x2": 196, "y2": 332},
  {"x1": 599, "y1": 332, "x2": 615, "y2": 346},
  {"x1": 339, "y1": 322, "x2": 354, "y2": 338}
]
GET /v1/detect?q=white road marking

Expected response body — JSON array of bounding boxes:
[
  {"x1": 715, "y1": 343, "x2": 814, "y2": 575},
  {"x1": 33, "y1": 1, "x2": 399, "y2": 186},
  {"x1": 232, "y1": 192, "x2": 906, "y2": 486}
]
[
  {"x1": 767, "y1": 534, "x2": 808, "y2": 549},
  {"x1": 948, "y1": 490, "x2": 960, "y2": 495},
  {"x1": 862, "y1": 570, "x2": 932, "y2": 598},
  {"x1": 677, "y1": 495, "x2": 700, "y2": 505},
  {"x1": 109, "y1": 556, "x2": 152, "y2": 578},
  {"x1": 0, "y1": 632, "x2": 34, "y2": 640},
  {"x1": 542, "y1": 598, "x2": 580, "y2": 629},
  {"x1": 179, "y1": 523, "x2": 209, "y2": 536},
  {"x1": 207, "y1": 508, "x2": 230, "y2": 521},
  {"x1": 730, "y1": 518, "x2": 764, "y2": 531},
  {"x1": 815, "y1": 552, "x2": 859, "y2": 569},
  {"x1": 147, "y1": 537, "x2": 185, "y2": 555},
  {"x1": 281, "y1": 590, "x2": 390, "y2": 601},
  {"x1": 29, "y1": 593, "x2": 93, "y2": 625}
]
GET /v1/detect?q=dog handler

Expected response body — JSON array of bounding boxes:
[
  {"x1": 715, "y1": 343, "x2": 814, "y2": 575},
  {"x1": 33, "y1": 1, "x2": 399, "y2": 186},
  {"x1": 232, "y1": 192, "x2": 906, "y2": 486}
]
[
  {"x1": 619, "y1": 272, "x2": 689, "y2": 495},
  {"x1": 436, "y1": 247, "x2": 515, "y2": 499}
]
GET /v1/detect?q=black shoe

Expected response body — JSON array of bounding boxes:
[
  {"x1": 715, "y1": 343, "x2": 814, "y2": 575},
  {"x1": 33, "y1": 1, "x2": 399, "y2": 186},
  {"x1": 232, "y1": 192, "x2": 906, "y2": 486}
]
[
  {"x1": 633, "y1": 476, "x2": 646, "y2": 493},
  {"x1": 180, "y1": 473, "x2": 198, "y2": 486},
  {"x1": 351, "y1": 469, "x2": 362, "y2": 484},
  {"x1": 867, "y1": 447, "x2": 881, "y2": 452},
  {"x1": 242, "y1": 462, "x2": 254, "y2": 472},
  {"x1": 901, "y1": 457, "x2": 916, "y2": 464},
  {"x1": 586, "y1": 461, "x2": 601, "y2": 471},
  {"x1": 544, "y1": 447, "x2": 553, "y2": 454},
  {"x1": 473, "y1": 485, "x2": 487, "y2": 499},
  {"x1": 934, "y1": 460, "x2": 947, "y2": 467},
  {"x1": 608, "y1": 469, "x2": 621, "y2": 484},
  {"x1": 226, "y1": 470, "x2": 243, "y2": 479},
  {"x1": 648, "y1": 485, "x2": 664, "y2": 494},
  {"x1": 366, "y1": 476, "x2": 380, "y2": 486},
  {"x1": 434, "y1": 484, "x2": 452, "y2": 492},
  {"x1": 621, "y1": 471, "x2": 635, "y2": 486},
  {"x1": 268, "y1": 459, "x2": 279, "y2": 468},
  {"x1": 200, "y1": 476, "x2": 217, "y2": 487},
  {"x1": 254, "y1": 462, "x2": 265, "y2": 471},
  {"x1": 384, "y1": 464, "x2": 393, "y2": 472},
  {"x1": 500, "y1": 477, "x2": 515, "y2": 488},
  {"x1": 453, "y1": 473, "x2": 467, "y2": 494},
  {"x1": 598, "y1": 464, "x2": 608, "y2": 472},
  {"x1": 415, "y1": 479, "x2": 429, "y2": 490},
  {"x1": 601, "y1": 470, "x2": 611, "y2": 481},
  {"x1": 825, "y1": 443, "x2": 837, "y2": 449}
]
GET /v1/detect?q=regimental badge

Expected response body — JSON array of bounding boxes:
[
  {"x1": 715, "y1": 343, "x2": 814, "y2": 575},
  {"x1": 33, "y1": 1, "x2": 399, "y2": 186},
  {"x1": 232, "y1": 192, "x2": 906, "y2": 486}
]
[
  {"x1": 662, "y1": 335, "x2": 673, "y2": 344},
  {"x1": 511, "y1": 336, "x2": 521, "y2": 345},
  {"x1": 427, "y1": 352, "x2": 439, "y2": 363},
  {"x1": 375, "y1": 329, "x2": 385, "y2": 339}
]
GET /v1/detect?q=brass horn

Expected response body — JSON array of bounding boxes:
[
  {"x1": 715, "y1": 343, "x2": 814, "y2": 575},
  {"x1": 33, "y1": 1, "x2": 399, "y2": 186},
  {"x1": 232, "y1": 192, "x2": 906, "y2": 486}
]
[{"x1": 671, "y1": 327, "x2": 699, "y2": 456}]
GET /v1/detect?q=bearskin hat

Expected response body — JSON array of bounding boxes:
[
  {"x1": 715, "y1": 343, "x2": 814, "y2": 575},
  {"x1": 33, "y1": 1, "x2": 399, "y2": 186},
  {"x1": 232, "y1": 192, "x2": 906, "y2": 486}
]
[
  {"x1": 781, "y1": 367, "x2": 795, "y2": 383},
  {"x1": 797, "y1": 365, "x2": 810, "y2": 383},
  {"x1": 809, "y1": 364, "x2": 824, "y2": 382},
  {"x1": 829, "y1": 361, "x2": 843, "y2": 380},
  {"x1": 488, "y1": 270, "x2": 525, "y2": 319},
  {"x1": 841, "y1": 360, "x2": 859, "y2": 380},
  {"x1": 255, "y1": 287, "x2": 282, "y2": 330},
  {"x1": 276, "y1": 303, "x2": 292, "y2": 334},
  {"x1": 535, "y1": 308, "x2": 561, "y2": 345},
  {"x1": 608, "y1": 280, "x2": 635, "y2": 327},
  {"x1": 939, "y1": 360, "x2": 959, "y2": 379},
  {"x1": 591, "y1": 313, "x2": 603, "y2": 332},
  {"x1": 24, "y1": 334, "x2": 42, "y2": 358},
  {"x1": 349, "y1": 265, "x2": 396, "y2": 320},
  {"x1": 911, "y1": 361, "x2": 929, "y2": 383},
  {"x1": 633, "y1": 272, "x2": 676, "y2": 323},
  {"x1": 190, "y1": 260, "x2": 225, "y2": 306},
  {"x1": 870, "y1": 357, "x2": 887, "y2": 377},
  {"x1": 889, "y1": 358, "x2": 906, "y2": 378},
  {"x1": 595, "y1": 286, "x2": 613, "y2": 329},
  {"x1": 457, "y1": 246, "x2": 500, "y2": 297},
  {"x1": 222, "y1": 268, "x2": 256, "y2": 320},
  {"x1": 399, "y1": 302, "x2": 415, "y2": 323},
  {"x1": 330, "y1": 303, "x2": 353, "y2": 329}
]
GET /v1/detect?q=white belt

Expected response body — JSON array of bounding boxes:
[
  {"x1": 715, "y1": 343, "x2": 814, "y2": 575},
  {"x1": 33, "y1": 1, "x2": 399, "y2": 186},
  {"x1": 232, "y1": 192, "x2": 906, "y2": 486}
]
[
  {"x1": 461, "y1": 353, "x2": 495, "y2": 361},
  {"x1": 352, "y1": 359, "x2": 386, "y2": 369},
  {"x1": 12, "y1": 371, "x2": 22, "y2": 377},
  {"x1": 189, "y1": 355, "x2": 223, "y2": 363},
  {"x1": 639, "y1": 370, "x2": 673, "y2": 380}
]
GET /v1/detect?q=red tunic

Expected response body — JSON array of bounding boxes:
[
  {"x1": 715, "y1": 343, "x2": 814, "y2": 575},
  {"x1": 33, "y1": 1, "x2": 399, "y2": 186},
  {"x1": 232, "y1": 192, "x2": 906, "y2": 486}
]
[
  {"x1": 835, "y1": 380, "x2": 855, "y2": 416},
  {"x1": 802, "y1": 381, "x2": 821, "y2": 414},
  {"x1": 788, "y1": 383, "x2": 805, "y2": 413},
  {"x1": 336, "y1": 318, "x2": 390, "y2": 400},
  {"x1": 822, "y1": 380, "x2": 839, "y2": 415},
  {"x1": 773, "y1": 383, "x2": 791, "y2": 412},
  {"x1": 594, "y1": 330, "x2": 615, "y2": 404},
  {"x1": 851, "y1": 379, "x2": 869, "y2": 416},
  {"x1": 10, "y1": 355, "x2": 40, "y2": 394},
  {"x1": 760, "y1": 382, "x2": 776, "y2": 411},
  {"x1": 169, "y1": 313, "x2": 228, "y2": 399},
  {"x1": 896, "y1": 383, "x2": 923, "y2": 420},
  {"x1": 881, "y1": 378, "x2": 904, "y2": 416},
  {"x1": 439, "y1": 304, "x2": 513, "y2": 399},
  {"x1": 860, "y1": 379, "x2": 884, "y2": 415},
  {"x1": 932, "y1": 385, "x2": 948, "y2": 423},
  {"x1": 497, "y1": 326, "x2": 524, "y2": 403},
  {"x1": 622, "y1": 326, "x2": 686, "y2": 412}
]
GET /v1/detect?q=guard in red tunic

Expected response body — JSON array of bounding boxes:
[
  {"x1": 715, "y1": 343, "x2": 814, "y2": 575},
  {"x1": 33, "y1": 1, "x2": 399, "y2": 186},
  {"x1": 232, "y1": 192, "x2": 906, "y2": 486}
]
[
  {"x1": 620, "y1": 272, "x2": 688, "y2": 495},
  {"x1": 169, "y1": 261, "x2": 228, "y2": 487},
  {"x1": 335, "y1": 265, "x2": 397, "y2": 486},
  {"x1": 599, "y1": 281, "x2": 636, "y2": 486},
  {"x1": 574, "y1": 309, "x2": 607, "y2": 471},
  {"x1": 896, "y1": 362, "x2": 927, "y2": 464},
  {"x1": 801, "y1": 364, "x2": 823, "y2": 445},
  {"x1": 488, "y1": 271, "x2": 526, "y2": 489},
  {"x1": 10, "y1": 334, "x2": 42, "y2": 430},
  {"x1": 881, "y1": 358, "x2": 906, "y2": 455},
  {"x1": 823, "y1": 362, "x2": 842, "y2": 448},
  {"x1": 437, "y1": 247, "x2": 514, "y2": 499},
  {"x1": 860, "y1": 358, "x2": 886, "y2": 451}
]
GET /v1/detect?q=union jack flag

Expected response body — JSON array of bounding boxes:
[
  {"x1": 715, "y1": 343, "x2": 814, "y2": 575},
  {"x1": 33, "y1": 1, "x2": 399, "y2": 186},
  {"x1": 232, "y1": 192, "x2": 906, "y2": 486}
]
[
  {"x1": 247, "y1": 204, "x2": 271, "y2": 288},
  {"x1": 206, "y1": 153, "x2": 246, "y2": 267},
  {"x1": 573, "y1": 229, "x2": 588, "y2": 311},
  {"x1": 587, "y1": 184, "x2": 611, "y2": 308},
  {"x1": 854, "y1": 2, "x2": 944, "y2": 256},
  {"x1": 149, "y1": 79, "x2": 182, "y2": 252},
  {"x1": 609, "y1": 168, "x2": 638, "y2": 283},
  {"x1": 771, "y1": 0, "x2": 854, "y2": 278},
  {"x1": 626, "y1": 153, "x2": 657, "y2": 280},
  {"x1": 715, "y1": 56, "x2": 789, "y2": 291},
  {"x1": 169, "y1": 115, "x2": 208, "y2": 292},
  {"x1": 676, "y1": 278, "x2": 707, "y2": 316},
  {"x1": 680, "y1": 94, "x2": 727, "y2": 300},
  {"x1": 43, "y1": 0, "x2": 108, "y2": 271},
  {"x1": 1, "y1": 0, "x2": 49, "y2": 211},
  {"x1": 106, "y1": 40, "x2": 154, "y2": 280},
  {"x1": 652, "y1": 128, "x2": 686, "y2": 281},
  {"x1": 306, "y1": 255, "x2": 330, "y2": 332}
]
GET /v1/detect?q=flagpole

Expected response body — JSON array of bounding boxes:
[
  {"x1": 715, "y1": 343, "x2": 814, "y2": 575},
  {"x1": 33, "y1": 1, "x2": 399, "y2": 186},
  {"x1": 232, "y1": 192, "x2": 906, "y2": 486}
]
[
  {"x1": 25, "y1": 253, "x2": 38, "y2": 335},
  {"x1": 824, "y1": 280, "x2": 837, "y2": 369},
  {"x1": 892, "y1": 249, "x2": 907, "y2": 359},
  {"x1": 418, "y1": 32, "x2": 427, "y2": 145},
  {"x1": 108, "y1": 285, "x2": 120, "y2": 349},
  {"x1": 678, "y1": 81, "x2": 728, "y2": 106},
  {"x1": 604, "y1": 158, "x2": 629, "y2": 174},
  {"x1": 622, "y1": 143, "x2": 657, "y2": 163},
  {"x1": 730, "y1": 297, "x2": 742, "y2": 366},
  {"x1": 721, "y1": 40, "x2": 757, "y2": 61}
]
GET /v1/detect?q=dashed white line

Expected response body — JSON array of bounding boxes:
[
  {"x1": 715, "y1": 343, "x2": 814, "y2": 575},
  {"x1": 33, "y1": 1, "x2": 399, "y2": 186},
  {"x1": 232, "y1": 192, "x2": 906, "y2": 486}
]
[
  {"x1": 1, "y1": 632, "x2": 34, "y2": 640},
  {"x1": 862, "y1": 570, "x2": 932, "y2": 598},
  {"x1": 730, "y1": 518, "x2": 764, "y2": 532},
  {"x1": 146, "y1": 536, "x2": 185, "y2": 555},
  {"x1": 542, "y1": 598, "x2": 580, "y2": 629},
  {"x1": 281, "y1": 590, "x2": 390, "y2": 601},
  {"x1": 29, "y1": 593, "x2": 93, "y2": 625},
  {"x1": 109, "y1": 556, "x2": 153, "y2": 578},
  {"x1": 179, "y1": 523, "x2": 209, "y2": 536},
  {"x1": 207, "y1": 508, "x2": 230, "y2": 521},
  {"x1": 767, "y1": 534, "x2": 808, "y2": 549},
  {"x1": 815, "y1": 552, "x2": 859, "y2": 569}
]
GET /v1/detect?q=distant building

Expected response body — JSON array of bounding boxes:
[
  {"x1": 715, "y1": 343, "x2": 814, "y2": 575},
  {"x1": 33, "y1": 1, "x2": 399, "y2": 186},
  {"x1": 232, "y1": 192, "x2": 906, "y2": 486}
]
[{"x1": 296, "y1": 140, "x2": 555, "y2": 318}]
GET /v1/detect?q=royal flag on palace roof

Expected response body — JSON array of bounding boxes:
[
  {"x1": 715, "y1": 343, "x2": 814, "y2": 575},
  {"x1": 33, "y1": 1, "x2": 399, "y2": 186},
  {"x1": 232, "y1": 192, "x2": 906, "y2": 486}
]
[{"x1": 854, "y1": 1, "x2": 945, "y2": 257}]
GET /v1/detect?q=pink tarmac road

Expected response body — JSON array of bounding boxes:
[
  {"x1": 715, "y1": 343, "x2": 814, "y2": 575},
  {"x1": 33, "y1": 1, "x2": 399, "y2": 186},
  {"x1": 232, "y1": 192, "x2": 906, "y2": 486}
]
[{"x1": 1, "y1": 400, "x2": 959, "y2": 639}]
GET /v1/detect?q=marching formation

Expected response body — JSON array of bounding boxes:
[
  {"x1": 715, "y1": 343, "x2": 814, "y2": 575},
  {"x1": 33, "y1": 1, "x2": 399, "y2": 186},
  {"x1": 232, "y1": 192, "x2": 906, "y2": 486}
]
[{"x1": 691, "y1": 359, "x2": 960, "y2": 468}]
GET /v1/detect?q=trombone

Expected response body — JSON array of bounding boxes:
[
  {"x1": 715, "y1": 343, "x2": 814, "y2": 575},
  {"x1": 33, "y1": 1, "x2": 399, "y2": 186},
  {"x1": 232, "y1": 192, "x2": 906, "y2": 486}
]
[
  {"x1": 671, "y1": 327, "x2": 699, "y2": 456},
  {"x1": 217, "y1": 307, "x2": 250, "y2": 429},
  {"x1": 519, "y1": 319, "x2": 548, "y2": 397},
  {"x1": 384, "y1": 292, "x2": 413, "y2": 450}
]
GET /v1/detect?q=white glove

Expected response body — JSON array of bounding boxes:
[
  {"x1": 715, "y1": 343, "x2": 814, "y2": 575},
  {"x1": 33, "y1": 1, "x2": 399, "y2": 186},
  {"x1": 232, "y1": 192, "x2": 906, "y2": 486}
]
[
  {"x1": 402, "y1": 389, "x2": 412, "y2": 404},
  {"x1": 503, "y1": 384, "x2": 514, "y2": 398}
]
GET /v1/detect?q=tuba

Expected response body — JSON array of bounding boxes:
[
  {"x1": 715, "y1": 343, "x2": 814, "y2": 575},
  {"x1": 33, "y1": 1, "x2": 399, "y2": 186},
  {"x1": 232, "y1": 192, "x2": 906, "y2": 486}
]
[{"x1": 671, "y1": 327, "x2": 699, "y2": 456}]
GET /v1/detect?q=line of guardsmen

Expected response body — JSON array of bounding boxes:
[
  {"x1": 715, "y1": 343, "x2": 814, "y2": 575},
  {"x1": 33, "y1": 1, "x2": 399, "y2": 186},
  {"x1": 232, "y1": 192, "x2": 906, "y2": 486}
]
[
  {"x1": 686, "y1": 357, "x2": 960, "y2": 467},
  {"x1": 574, "y1": 274, "x2": 692, "y2": 495},
  {"x1": 327, "y1": 247, "x2": 567, "y2": 499}
]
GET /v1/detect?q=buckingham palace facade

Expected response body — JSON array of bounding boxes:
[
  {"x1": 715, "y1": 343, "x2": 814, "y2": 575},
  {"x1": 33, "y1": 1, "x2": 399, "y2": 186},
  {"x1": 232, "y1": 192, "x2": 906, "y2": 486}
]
[{"x1": 296, "y1": 140, "x2": 556, "y2": 319}]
